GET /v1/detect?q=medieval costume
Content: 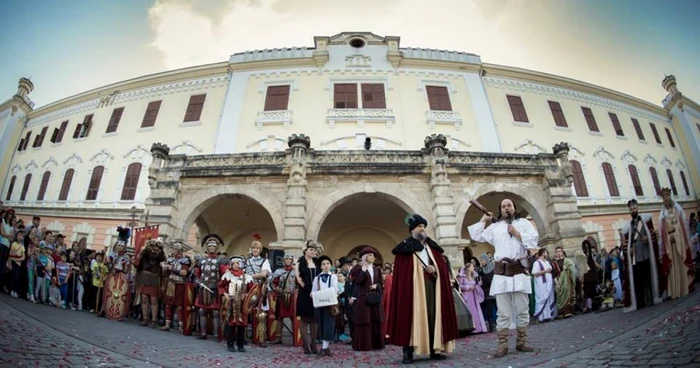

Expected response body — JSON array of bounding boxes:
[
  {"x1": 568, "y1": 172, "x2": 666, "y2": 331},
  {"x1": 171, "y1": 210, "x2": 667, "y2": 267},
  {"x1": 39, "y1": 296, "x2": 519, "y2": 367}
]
[
  {"x1": 581, "y1": 237, "x2": 600, "y2": 313},
  {"x1": 295, "y1": 241, "x2": 319, "y2": 354},
  {"x1": 311, "y1": 255, "x2": 340, "y2": 357},
  {"x1": 621, "y1": 199, "x2": 662, "y2": 312},
  {"x1": 479, "y1": 254, "x2": 498, "y2": 332},
  {"x1": 137, "y1": 239, "x2": 166, "y2": 327},
  {"x1": 194, "y1": 234, "x2": 228, "y2": 340},
  {"x1": 468, "y1": 199, "x2": 538, "y2": 358},
  {"x1": 221, "y1": 255, "x2": 253, "y2": 352},
  {"x1": 388, "y1": 214, "x2": 458, "y2": 364},
  {"x1": 380, "y1": 266, "x2": 393, "y2": 340},
  {"x1": 659, "y1": 189, "x2": 695, "y2": 299},
  {"x1": 350, "y1": 247, "x2": 385, "y2": 352},
  {"x1": 161, "y1": 242, "x2": 192, "y2": 332},
  {"x1": 532, "y1": 250, "x2": 557, "y2": 322},
  {"x1": 552, "y1": 248, "x2": 576, "y2": 318},
  {"x1": 244, "y1": 234, "x2": 272, "y2": 347},
  {"x1": 457, "y1": 264, "x2": 486, "y2": 333},
  {"x1": 267, "y1": 253, "x2": 299, "y2": 345}
]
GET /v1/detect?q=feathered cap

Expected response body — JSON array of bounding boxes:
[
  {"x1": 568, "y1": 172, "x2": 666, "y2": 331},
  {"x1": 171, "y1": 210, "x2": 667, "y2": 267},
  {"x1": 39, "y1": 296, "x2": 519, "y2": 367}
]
[
  {"x1": 404, "y1": 214, "x2": 428, "y2": 232},
  {"x1": 116, "y1": 226, "x2": 131, "y2": 243},
  {"x1": 202, "y1": 234, "x2": 224, "y2": 249},
  {"x1": 251, "y1": 233, "x2": 263, "y2": 248}
]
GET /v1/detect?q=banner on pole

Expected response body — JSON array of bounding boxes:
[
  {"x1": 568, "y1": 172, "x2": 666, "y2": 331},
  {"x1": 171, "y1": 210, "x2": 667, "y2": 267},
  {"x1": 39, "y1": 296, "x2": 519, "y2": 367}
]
[{"x1": 133, "y1": 225, "x2": 159, "y2": 257}]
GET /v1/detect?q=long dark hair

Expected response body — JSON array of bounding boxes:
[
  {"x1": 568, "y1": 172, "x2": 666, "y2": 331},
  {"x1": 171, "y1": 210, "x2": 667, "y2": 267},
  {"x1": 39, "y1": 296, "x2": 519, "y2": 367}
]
[{"x1": 496, "y1": 200, "x2": 521, "y2": 223}]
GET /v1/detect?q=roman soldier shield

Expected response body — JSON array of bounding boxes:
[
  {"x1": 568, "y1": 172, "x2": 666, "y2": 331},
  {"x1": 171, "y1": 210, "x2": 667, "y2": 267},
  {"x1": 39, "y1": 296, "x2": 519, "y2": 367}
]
[
  {"x1": 103, "y1": 272, "x2": 131, "y2": 321},
  {"x1": 182, "y1": 282, "x2": 196, "y2": 336}
]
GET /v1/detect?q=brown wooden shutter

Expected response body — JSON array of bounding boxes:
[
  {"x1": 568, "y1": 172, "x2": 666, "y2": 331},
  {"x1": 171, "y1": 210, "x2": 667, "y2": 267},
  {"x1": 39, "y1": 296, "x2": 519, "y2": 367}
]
[
  {"x1": 21, "y1": 131, "x2": 31, "y2": 151},
  {"x1": 333, "y1": 84, "x2": 358, "y2": 109},
  {"x1": 86, "y1": 166, "x2": 104, "y2": 201},
  {"x1": 570, "y1": 160, "x2": 588, "y2": 197},
  {"x1": 50, "y1": 128, "x2": 59, "y2": 143},
  {"x1": 649, "y1": 167, "x2": 661, "y2": 196},
  {"x1": 81, "y1": 114, "x2": 93, "y2": 138},
  {"x1": 17, "y1": 139, "x2": 24, "y2": 152},
  {"x1": 680, "y1": 171, "x2": 690, "y2": 196},
  {"x1": 5, "y1": 176, "x2": 16, "y2": 200},
  {"x1": 664, "y1": 128, "x2": 676, "y2": 148},
  {"x1": 56, "y1": 121, "x2": 68, "y2": 142},
  {"x1": 667, "y1": 169, "x2": 678, "y2": 195},
  {"x1": 361, "y1": 84, "x2": 386, "y2": 109},
  {"x1": 650, "y1": 123, "x2": 662, "y2": 144},
  {"x1": 263, "y1": 86, "x2": 291, "y2": 111},
  {"x1": 608, "y1": 113, "x2": 624, "y2": 136},
  {"x1": 141, "y1": 101, "x2": 162, "y2": 128},
  {"x1": 507, "y1": 95, "x2": 529, "y2": 123},
  {"x1": 602, "y1": 163, "x2": 619, "y2": 196},
  {"x1": 19, "y1": 173, "x2": 32, "y2": 201},
  {"x1": 697, "y1": 123, "x2": 700, "y2": 135},
  {"x1": 548, "y1": 101, "x2": 568, "y2": 127},
  {"x1": 120, "y1": 163, "x2": 142, "y2": 200},
  {"x1": 426, "y1": 86, "x2": 452, "y2": 111},
  {"x1": 581, "y1": 107, "x2": 599, "y2": 132},
  {"x1": 73, "y1": 123, "x2": 83, "y2": 139},
  {"x1": 183, "y1": 94, "x2": 206, "y2": 122},
  {"x1": 58, "y1": 169, "x2": 75, "y2": 201},
  {"x1": 105, "y1": 107, "x2": 124, "y2": 133},
  {"x1": 628, "y1": 165, "x2": 643, "y2": 196},
  {"x1": 631, "y1": 118, "x2": 645, "y2": 140},
  {"x1": 37, "y1": 171, "x2": 51, "y2": 201},
  {"x1": 32, "y1": 133, "x2": 41, "y2": 148}
]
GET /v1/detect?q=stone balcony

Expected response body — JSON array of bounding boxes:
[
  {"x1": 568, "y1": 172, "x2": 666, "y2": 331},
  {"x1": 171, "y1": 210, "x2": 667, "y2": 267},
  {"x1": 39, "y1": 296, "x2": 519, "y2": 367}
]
[
  {"x1": 426, "y1": 110, "x2": 463, "y2": 130},
  {"x1": 255, "y1": 110, "x2": 292, "y2": 129},
  {"x1": 326, "y1": 108, "x2": 395, "y2": 128}
]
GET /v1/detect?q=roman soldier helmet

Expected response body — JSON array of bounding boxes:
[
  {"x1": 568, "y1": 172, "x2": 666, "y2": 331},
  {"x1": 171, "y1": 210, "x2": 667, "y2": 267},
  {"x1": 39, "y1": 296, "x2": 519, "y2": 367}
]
[
  {"x1": 171, "y1": 241, "x2": 185, "y2": 253},
  {"x1": 283, "y1": 253, "x2": 295, "y2": 260},
  {"x1": 202, "y1": 233, "x2": 224, "y2": 249},
  {"x1": 229, "y1": 255, "x2": 246, "y2": 267}
]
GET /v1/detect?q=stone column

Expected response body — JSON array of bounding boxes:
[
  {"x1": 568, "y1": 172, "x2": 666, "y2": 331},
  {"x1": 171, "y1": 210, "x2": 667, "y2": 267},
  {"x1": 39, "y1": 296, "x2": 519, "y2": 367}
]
[
  {"x1": 278, "y1": 134, "x2": 312, "y2": 255},
  {"x1": 424, "y1": 134, "x2": 461, "y2": 264},
  {"x1": 143, "y1": 143, "x2": 184, "y2": 241},
  {"x1": 544, "y1": 142, "x2": 586, "y2": 254}
]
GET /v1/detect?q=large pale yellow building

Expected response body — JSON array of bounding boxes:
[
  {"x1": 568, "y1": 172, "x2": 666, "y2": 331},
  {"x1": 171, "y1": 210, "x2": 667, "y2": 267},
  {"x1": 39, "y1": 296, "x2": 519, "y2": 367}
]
[{"x1": 1, "y1": 32, "x2": 697, "y2": 265}]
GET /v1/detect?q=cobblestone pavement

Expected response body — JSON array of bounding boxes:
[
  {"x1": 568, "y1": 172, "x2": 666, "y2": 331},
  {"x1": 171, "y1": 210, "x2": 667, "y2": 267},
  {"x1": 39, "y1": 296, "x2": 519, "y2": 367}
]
[{"x1": 1, "y1": 291, "x2": 699, "y2": 367}]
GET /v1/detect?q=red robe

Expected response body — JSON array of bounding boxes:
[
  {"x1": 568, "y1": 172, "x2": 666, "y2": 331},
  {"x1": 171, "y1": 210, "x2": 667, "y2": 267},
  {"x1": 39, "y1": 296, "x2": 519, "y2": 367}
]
[
  {"x1": 387, "y1": 237, "x2": 458, "y2": 348},
  {"x1": 381, "y1": 273, "x2": 393, "y2": 339}
]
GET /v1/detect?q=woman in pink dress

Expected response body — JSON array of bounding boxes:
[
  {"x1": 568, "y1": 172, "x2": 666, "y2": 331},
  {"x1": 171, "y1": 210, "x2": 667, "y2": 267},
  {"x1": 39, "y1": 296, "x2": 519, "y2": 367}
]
[{"x1": 457, "y1": 262, "x2": 487, "y2": 333}]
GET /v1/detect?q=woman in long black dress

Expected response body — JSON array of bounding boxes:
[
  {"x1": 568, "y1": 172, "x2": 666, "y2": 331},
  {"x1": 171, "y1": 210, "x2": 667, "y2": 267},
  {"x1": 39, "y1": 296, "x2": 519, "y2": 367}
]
[
  {"x1": 350, "y1": 247, "x2": 384, "y2": 351},
  {"x1": 295, "y1": 241, "x2": 319, "y2": 354}
]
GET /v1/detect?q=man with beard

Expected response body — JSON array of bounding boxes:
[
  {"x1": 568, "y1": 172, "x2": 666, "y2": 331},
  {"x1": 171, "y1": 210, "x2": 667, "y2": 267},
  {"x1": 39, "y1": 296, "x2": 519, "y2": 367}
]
[
  {"x1": 267, "y1": 253, "x2": 299, "y2": 345},
  {"x1": 659, "y1": 188, "x2": 695, "y2": 299},
  {"x1": 387, "y1": 214, "x2": 458, "y2": 364},
  {"x1": 193, "y1": 234, "x2": 228, "y2": 340},
  {"x1": 137, "y1": 239, "x2": 167, "y2": 327},
  {"x1": 620, "y1": 199, "x2": 662, "y2": 312},
  {"x1": 161, "y1": 241, "x2": 192, "y2": 332},
  {"x1": 468, "y1": 199, "x2": 538, "y2": 358}
]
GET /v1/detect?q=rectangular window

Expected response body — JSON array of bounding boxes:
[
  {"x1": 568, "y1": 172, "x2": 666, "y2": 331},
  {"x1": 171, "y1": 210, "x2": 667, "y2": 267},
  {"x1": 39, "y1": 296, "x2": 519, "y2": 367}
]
[
  {"x1": 333, "y1": 84, "x2": 358, "y2": 109},
  {"x1": 650, "y1": 123, "x2": 662, "y2": 144},
  {"x1": 19, "y1": 131, "x2": 31, "y2": 151},
  {"x1": 183, "y1": 94, "x2": 206, "y2": 122},
  {"x1": 263, "y1": 85, "x2": 291, "y2": 111},
  {"x1": 609, "y1": 113, "x2": 624, "y2": 136},
  {"x1": 581, "y1": 107, "x2": 599, "y2": 132},
  {"x1": 426, "y1": 86, "x2": 452, "y2": 111},
  {"x1": 33, "y1": 126, "x2": 48, "y2": 148},
  {"x1": 507, "y1": 95, "x2": 529, "y2": 123},
  {"x1": 665, "y1": 128, "x2": 676, "y2": 148},
  {"x1": 631, "y1": 118, "x2": 645, "y2": 140},
  {"x1": 73, "y1": 114, "x2": 93, "y2": 139},
  {"x1": 141, "y1": 100, "x2": 162, "y2": 128},
  {"x1": 105, "y1": 107, "x2": 124, "y2": 133},
  {"x1": 360, "y1": 83, "x2": 386, "y2": 109},
  {"x1": 548, "y1": 101, "x2": 568, "y2": 127}
]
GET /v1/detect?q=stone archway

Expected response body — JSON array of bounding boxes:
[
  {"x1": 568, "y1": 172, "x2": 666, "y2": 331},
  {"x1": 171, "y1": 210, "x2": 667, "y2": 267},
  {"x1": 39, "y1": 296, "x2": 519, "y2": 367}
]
[{"x1": 315, "y1": 192, "x2": 416, "y2": 263}]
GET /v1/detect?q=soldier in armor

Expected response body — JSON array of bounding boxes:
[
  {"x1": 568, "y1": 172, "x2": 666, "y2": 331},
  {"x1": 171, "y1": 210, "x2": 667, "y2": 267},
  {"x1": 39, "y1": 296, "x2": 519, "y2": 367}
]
[
  {"x1": 220, "y1": 255, "x2": 254, "y2": 352},
  {"x1": 161, "y1": 241, "x2": 192, "y2": 332},
  {"x1": 244, "y1": 233, "x2": 272, "y2": 347},
  {"x1": 136, "y1": 238, "x2": 167, "y2": 328},
  {"x1": 108, "y1": 240, "x2": 131, "y2": 274},
  {"x1": 194, "y1": 234, "x2": 228, "y2": 340},
  {"x1": 268, "y1": 253, "x2": 298, "y2": 345}
]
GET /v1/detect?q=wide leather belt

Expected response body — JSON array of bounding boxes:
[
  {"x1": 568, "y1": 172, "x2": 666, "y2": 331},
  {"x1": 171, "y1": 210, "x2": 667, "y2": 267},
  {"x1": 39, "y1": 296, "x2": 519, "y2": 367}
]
[{"x1": 493, "y1": 260, "x2": 525, "y2": 277}]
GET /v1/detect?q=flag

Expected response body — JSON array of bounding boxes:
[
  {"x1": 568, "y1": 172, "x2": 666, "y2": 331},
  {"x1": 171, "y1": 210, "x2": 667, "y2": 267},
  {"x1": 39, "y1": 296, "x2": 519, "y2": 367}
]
[{"x1": 133, "y1": 225, "x2": 159, "y2": 258}]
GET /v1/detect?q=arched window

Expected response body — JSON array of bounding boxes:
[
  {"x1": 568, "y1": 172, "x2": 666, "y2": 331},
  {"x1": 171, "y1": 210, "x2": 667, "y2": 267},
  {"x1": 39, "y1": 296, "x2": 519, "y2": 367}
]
[
  {"x1": 666, "y1": 169, "x2": 678, "y2": 196},
  {"x1": 37, "y1": 171, "x2": 51, "y2": 201},
  {"x1": 570, "y1": 160, "x2": 589, "y2": 197},
  {"x1": 5, "y1": 175, "x2": 16, "y2": 201},
  {"x1": 86, "y1": 166, "x2": 105, "y2": 201},
  {"x1": 680, "y1": 171, "x2": 690, "y2": 196},
  {"x1": 19, "y1": 174, "x2": 32, "y2": 201},
  {"x1": 602, "y1": 162, "x2": 619, "y2": 197},
  {"x1": 121, "y1": 163, "x2": 142, "y2": 201},
  {"x1": 59, "y1": 169, "x2": 75, "y2": 201},
  {"x1": 649, "y1": 167, "x2": 661, "y2": 196},
  {"x1": 628, "y1": 165, "x2": 643, "y2": 197}
]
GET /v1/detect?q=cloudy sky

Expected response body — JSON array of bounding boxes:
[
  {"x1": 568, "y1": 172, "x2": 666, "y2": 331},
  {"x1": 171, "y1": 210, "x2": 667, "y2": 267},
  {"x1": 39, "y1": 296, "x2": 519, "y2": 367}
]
[{"x1": 1, "y1": 0, "x2": 698, "y2": 108}]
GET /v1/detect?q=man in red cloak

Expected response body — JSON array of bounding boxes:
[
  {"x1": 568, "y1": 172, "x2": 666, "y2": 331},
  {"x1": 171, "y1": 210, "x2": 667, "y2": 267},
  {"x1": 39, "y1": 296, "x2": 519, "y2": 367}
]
[{"x1": 387, "y1": 214, "x2": 458, "y2": 364}]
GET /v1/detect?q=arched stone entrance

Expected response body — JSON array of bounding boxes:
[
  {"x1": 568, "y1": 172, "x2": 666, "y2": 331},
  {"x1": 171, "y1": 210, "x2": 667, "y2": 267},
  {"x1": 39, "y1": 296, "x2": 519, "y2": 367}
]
[
  {"x1": 347, "y1": 245, "x2": 384, "y2": 265},
  {"x1": 183, "y1": 193, "x2": 279, "y2": 256},
  {"x1": 316, "y1": 192, "x2": 413, "y2": 263}
]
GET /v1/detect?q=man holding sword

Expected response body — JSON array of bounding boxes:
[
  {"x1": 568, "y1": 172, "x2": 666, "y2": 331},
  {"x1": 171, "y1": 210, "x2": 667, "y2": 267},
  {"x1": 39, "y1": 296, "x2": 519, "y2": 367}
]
[{"x1": 468, "y1": 198, "x2": 539, "y2": 358}]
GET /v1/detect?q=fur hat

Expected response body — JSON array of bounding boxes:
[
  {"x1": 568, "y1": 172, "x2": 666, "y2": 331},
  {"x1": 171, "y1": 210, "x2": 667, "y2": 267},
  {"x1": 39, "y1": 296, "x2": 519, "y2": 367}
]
[
  {"x1": 359, "y1": 247, "x2": 377, "y2": 257},
  {"x1": 404, "y1": 214, "x2": 428, "y2": 232}
]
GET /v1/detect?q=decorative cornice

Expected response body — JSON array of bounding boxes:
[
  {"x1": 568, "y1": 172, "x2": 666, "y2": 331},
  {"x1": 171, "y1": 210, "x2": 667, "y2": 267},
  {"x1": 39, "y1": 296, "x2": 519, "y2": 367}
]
[
  {"x1": 25, "y1": 160, "x2": 38, "y2": 172},
  {"x1": 620, "y1": 150, "x2": 638, "y2": 163},
  {"x1": 483, "y1": 76, "x2": 668, "y2": 124},
  {"x1": 42, "y1": 157, "x2": 58, "y2": 169},
  {"x1": 63, "y1": 153, "x2": 83, "y2": 165},
  {"x1": 514, "y1": 139, "x2": 548, "y2": 154},
  {"x1": 27, "y1": 99, "x2": 99, "y2": 128},
  {"x1": 11, "y1": 164, "x2": 21, "y2": 174},
  {"x1": 675, "y1": 160, "x2": 686, "y2": 170},
  {"x1": 123, "y1": 145, "x2": 151, "y2": 160},
  {"x1": 400, "y1": 47, "x2": 481, "y2": 64},
  {"x1": 592, "y1": 147, "x2": 615, "y2": 161},
  {"x1": 89, "y1": 149, "x2": 115, "y2": 163},
  {"x1": 660, "y1": 157, "x2": 673, "y2": 168},
  {"x1": 643, "y1": 154, "x2": 657, "y2": 166},
  {"x1": 171, "y1": 140, "x2": 203, "y2": 155}
]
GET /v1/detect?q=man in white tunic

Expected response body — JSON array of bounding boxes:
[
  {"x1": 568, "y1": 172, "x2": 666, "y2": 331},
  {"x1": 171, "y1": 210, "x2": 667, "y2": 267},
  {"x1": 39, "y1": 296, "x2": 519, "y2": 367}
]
[{"x1": 468, "y1": 199, "x2": 539, "y2": 358}]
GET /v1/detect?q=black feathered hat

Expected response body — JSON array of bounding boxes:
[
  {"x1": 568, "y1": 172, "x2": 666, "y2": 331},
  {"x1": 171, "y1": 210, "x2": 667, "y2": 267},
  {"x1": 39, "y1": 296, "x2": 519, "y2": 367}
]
[{"x1": 404, "y1": 214, "x2": 428, "y2": 232}]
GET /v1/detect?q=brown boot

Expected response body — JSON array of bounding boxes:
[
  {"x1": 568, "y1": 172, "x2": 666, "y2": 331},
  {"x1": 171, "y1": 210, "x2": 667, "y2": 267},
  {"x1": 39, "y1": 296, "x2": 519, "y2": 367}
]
[
  {"x1": 515, "y1": 327, "x2": 535, "y2": 352},
  {"x1": 493, "y1": 329, "x2": 509, "y2": 358}
]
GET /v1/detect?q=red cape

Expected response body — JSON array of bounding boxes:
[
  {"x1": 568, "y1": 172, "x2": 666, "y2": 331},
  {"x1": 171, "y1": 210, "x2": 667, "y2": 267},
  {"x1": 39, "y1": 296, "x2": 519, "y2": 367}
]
[{"x1": 387, "y1": 237, "x2": 458, "y2": 347}]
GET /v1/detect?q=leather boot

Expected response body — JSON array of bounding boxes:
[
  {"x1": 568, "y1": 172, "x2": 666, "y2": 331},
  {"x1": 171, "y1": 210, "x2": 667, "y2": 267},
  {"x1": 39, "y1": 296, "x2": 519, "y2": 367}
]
[
  {"x1": 402, "y1": 346, "x2": 414, "y2": 364},
  {"x1": 493, "y1": 329, "x2": 509, "y2": 358},
  {"x1": 515, "y1": 327, "x2": 535, "y2": 352}
]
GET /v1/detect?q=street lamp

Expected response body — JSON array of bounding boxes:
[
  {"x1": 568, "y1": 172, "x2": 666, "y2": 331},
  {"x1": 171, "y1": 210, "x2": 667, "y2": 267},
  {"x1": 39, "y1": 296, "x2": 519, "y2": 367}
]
[{"x1": 129, "y1": 206, "x2": 138, "y2": 248}]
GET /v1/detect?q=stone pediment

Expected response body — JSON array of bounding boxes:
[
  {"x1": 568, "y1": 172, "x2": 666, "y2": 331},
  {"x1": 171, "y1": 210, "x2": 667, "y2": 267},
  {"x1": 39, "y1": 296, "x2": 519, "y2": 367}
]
[{"x1": 328, "y1": 32, "x2": 387, "y2": 45}]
